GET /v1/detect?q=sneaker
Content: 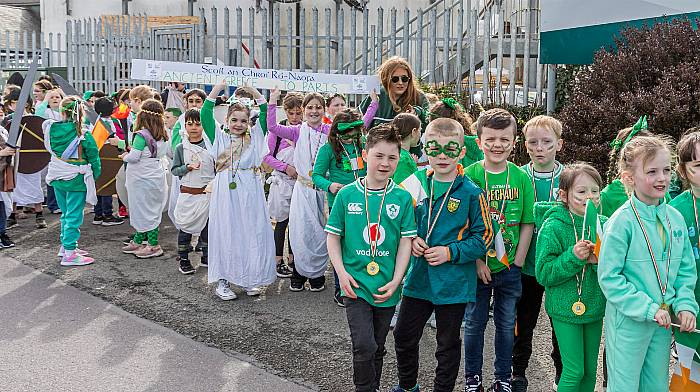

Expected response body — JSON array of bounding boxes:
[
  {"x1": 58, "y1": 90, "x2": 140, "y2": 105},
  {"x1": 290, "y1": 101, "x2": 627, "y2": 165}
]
[
  {"x1": 511, "y1": 375, "x2": 527, "y2": 392},
  {"x1": 60, "y1": 252, "x2": 95, "y2": 266},
  {"x1": 216, "y1": 280, "x2": 237, "y2": 300},
  {"x1": 488, "y1": 379, "x2": 511, "y2": 392},
  {"x1": 122, "y1": 234, "x2": 135, "y2": 245},
  {"x1": 200, "y1": 257, "x2": 208, "y2": 268},
  {"x1": 134, "y1": 245, "x2": 164, "y2": 259},
  {"x1": 51, "y1": 209, "x2": 62, "y2": 214},
  {"x1": 6, "y1": 216, "x2": 17, "y2": 229},
  {"x1": 102, "y1": 215, "x2": 125, "y2": 226},
  {"x1": 465, "y1": 375, "x2": 484, "y2": 392},
  {"x1": 276, "y1": 262, "x2": 293, "y2": 278},
  {"x1": 118, "y1": 205, "x2": 129, "y2": 218},
  {"x1": 35, "y1": 216, "x2": 47, "y2": 229},
  {"x1": 122, "y1": 241, "x2": 145, "y2": 254},
  {"x1": 178, "y1": 257, "x2": 196, "y2": 275},
  {"x1": 309, "y1": 283, "x2": 325, "y2": 292},
  {"x1": 57, "y1": 247, "x2": 89, "y2": 258},
  {"x1": 289, "y1": 280, "x2": 305, "y2": 292},
  {"x1": 92, "y1": 215, "x2": 104, "y2": 225},
  {"x1": 333, "y1": 290, "x2": 345, "y2": 307},
  {"x1": 246, "y1": 287, "x2": 262, "y2": 296},
  {"x1": 0, "y1": 234, "x2": 15, "y2": 248}
]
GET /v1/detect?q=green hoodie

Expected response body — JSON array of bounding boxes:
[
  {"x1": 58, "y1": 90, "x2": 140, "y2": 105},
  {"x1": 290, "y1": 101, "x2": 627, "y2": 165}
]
[
  {"x1": 535, "y1": 202, "x2": 607, "y2": 324},
  {"x1": 598, "y1": 194, "x2": 699, "y2": 322},
  {"x1": 46, "y1": 121, "x2": 101, "y2": 192}
]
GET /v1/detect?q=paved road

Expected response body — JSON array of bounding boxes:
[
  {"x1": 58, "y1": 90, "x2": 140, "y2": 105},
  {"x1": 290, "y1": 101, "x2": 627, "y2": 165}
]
[{"x1": 0, "y1": 209, "x2": 606, "y2": 391}]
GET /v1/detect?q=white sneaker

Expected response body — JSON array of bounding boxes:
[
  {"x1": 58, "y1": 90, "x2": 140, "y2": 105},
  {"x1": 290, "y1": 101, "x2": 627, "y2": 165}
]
[
  {"x1": 216, "y1": 280, "x2": 237, "y2": 301},
  {"x1": 60, "y1": 252, "x2": 95, "y2": 266},
  {"x1": 246, "y1": 287, "x2": 262, "y2": 296},
  {"x1": 57, "y1": 246, "x2": 89, "y2": 258}
]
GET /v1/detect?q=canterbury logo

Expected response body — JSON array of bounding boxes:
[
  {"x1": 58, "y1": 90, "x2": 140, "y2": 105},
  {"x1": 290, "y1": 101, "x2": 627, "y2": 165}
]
[{"x1": 348, "y1": 203, "x2": 363, "y2": 214}]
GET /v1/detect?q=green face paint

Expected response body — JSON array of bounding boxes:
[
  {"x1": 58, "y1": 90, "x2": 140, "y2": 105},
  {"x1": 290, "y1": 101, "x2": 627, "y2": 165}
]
[{"x1": 424, "y1": 140, "x2": 461, "y2": 159}]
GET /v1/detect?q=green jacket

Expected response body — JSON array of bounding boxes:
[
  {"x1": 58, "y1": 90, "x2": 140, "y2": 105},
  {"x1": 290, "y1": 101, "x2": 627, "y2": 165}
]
[
  {"x1": 535, "y1": 202, "x2": 607, "y2": 323},
  {"x1": 401, "y1": 170, "x2": 493, "y2": 304},
  {"x1": 598, "y1": 194, "x2": 699, "y2": 322},
  {"x1": 358, "y1": 86, "x2": 429, "y2": 130},
  {"x1": 46, "y1": 121, "x2": 101, "y2": 192},
  {"x1": 600, "y1": 179, "x2": 671, "y2": 217}
]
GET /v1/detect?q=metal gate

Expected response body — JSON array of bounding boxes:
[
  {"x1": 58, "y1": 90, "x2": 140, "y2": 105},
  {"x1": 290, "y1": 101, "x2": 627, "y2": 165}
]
[{"x1": 151, "y1": 24, "x2": 199, "y2": 62}]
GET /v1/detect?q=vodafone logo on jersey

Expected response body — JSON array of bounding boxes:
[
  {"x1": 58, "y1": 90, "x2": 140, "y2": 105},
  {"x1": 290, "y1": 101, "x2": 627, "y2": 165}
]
[{"x1": 363, "y1": 223, "x2": 386, "y2": 246}]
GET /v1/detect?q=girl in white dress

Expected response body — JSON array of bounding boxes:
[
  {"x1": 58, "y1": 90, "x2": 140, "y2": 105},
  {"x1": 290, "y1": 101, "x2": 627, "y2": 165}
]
[{"x1": 203, "y1": 81, "x2": 276, "y2": 300}]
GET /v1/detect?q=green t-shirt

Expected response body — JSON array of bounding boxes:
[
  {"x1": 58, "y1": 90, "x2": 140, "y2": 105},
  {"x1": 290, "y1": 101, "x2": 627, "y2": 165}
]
[
  {"x1": 393, "y1": 148, "x2": 418, "y2": 185},
  {"x1": 600, "y1": 178, "x2": 671, "y2": 217},
  {"x1": 520, "y1": 161, "x2": 563, "y2": 276},
  {"x1": 325, "y1": 178, "x2": 417, "y2": 307},
  {"x1": 465, "y1": 161, "x2": 535, "y2": 273},
  {"x1": 312, "y1": 142, "x2": 366, "y2": 210}
]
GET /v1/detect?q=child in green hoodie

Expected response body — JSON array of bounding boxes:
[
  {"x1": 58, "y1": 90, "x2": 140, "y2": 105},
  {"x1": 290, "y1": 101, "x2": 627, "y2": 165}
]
[
  {"x1": 535, "y1": 163, "x2": 607, "y2": 392},
  {"x1": 599, "y1": 135, "x2": 698, "y2": 392},
  {"x1": 668, "y1": 129, "x2": 700, "y2": 391},
  {"x1": 390, "y1": 113, "x2": 420, "y2": 185},
  {"x1": 428, "y1": 98, "x2": 483, "y2": 169}
]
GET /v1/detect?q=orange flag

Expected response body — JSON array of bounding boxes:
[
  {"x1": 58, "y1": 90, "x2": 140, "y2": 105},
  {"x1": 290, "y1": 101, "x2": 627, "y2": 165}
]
[{"x1": 91, "y1": 119, "x2": 111, "y2": 150}]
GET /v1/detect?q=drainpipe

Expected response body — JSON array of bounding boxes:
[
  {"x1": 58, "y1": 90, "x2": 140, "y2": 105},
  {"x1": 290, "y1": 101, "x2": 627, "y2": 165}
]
[
  {"x1": 188, "y1": 0, "x2": 196, "y2": 16},
  {"x1": 122, "y1": 0, "x2": 130, "y2": 15}
]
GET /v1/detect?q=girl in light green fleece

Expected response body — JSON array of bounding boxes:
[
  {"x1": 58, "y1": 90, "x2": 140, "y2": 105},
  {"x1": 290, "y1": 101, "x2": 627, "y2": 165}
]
[
  {"x1": 536, "y1": 163, "x2": 606, "y2": 392},
  {"x1": 598, "y1": 135, "x2": 699, "y2": 392}
]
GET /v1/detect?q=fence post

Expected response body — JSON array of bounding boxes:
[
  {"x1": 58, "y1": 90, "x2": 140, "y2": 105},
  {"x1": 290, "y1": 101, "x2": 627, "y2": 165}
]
[
  {"x1": 468, "y1": 9, "x2": 476, "y2": 102},
  {"x1": 274, "y1": 4, "x2": 281, "y2": 69},
  {"x1": 224, "y1": 7, "x2": 231, "y2": 65},
  {"x1": 523, "y1": 6, "x2": 531, "y2": 105},
  {"x1": 416, "y1": 9, "x2": 423, "y2": 81},
  {"x1": 495, "y1": 5, "x2": 504, "y2": 105},
  {"x1": 389, "y1": 8, "x2": 396, "y2": 58},
  {"x1": 482, "y1": 5, "x2": 491, "y2": 104},
  {"x1": 338, "y1": 7, "x2": 344, "y2": 74},
  {"x1": 325, "y1": 8, "x2": 331, "y2": 74},
  {"x1": 402, "y1": 8, "x2": 410, "y2": 60},
  {"x1": 427, "y1": 8, "x2": 436, "y2": 83},
  {"x1": 377, "y1": 7, "x2": 384, "y2": 65},
  {"x1": 456, "y1": 5, "x2": 463, "y2": 95},
  {"x1": 546, "y1": 64, "x2": 556, "y2": 114},
  {"x1": 361, "y1": 7, "x2": 368, "y2": 75},
  {"x1": 287, "y1": 7, "x2": 293, "y2": 70},
  {"x1": 442, "y1": 7, "x2": 450, "y2": 85},
  {"x1": 299, "y1": 7, "x2": 306, "y2": 72},
  {"x1": 249, "y1": 7, "x2": 256, "y2": 68}
]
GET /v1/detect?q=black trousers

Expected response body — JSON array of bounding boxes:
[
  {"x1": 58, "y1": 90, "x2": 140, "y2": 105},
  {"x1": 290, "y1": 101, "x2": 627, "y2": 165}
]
[
  {"x1": 274, "y1": 218, "x2": 293, "y2": 258},
  {"x1": 345, "y1": 297, "x2": 395, "y2": 392},
  {"x1": 177, "y1": 221, "x2": 209, "y2": 260},
  {"x1": 290, "y1": 262, "x2": 325, "y2": 288},
  {"x1": 394, "y1": 296, "x2": 467, "y2": 392},
  {"x1": 512, "y1": 273, "x2": 562, "y2": 379}
]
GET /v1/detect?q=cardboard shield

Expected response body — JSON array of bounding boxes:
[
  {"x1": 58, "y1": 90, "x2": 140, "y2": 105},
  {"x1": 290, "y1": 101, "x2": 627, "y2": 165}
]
[
  {"x1": 96, "y1": 143, "x2": 122, "y2": 196},
  {"x1": 17, "y1": 115, "x2": 50, "y2": 174}
]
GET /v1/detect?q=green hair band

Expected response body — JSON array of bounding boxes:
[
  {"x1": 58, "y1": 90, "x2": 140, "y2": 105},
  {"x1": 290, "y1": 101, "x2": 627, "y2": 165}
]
[
  {"x1": 336, "y1": 120, "x2": 364, "y2": 132},
  {"x1": 610, "y1": 115, "x2": 647, "y2": 151}
]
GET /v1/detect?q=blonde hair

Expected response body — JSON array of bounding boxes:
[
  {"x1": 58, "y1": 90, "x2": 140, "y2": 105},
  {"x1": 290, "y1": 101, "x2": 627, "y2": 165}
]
[
  {"x1": 522, "y1": 115, "x2": 562, "y2": 139},
  {"x1": 129, "y1": 85, "x2": 155, "y2": 102},
  {"x1": 618, "y1": 135, "x2": 676, "y2": 192},
  {"x1": 606, "y1": 125, "x2": 653, "y2": 183},
  {"x1": 425, "y1": 118, "x2": 465, "y2": 146},
  {"x1": 59, "y1": 96, "x2": 84, "y2": 136}
]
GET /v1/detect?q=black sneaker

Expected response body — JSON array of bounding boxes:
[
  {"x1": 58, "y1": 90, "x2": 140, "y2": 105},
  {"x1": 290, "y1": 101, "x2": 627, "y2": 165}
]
[
  {"x1": 35, "y1": 216, "x2": 47, "y2": 229},
  {"x1": 6, "y1": 216, "x2": 17, "y2": 230},
  {"x1": 465, "y1": 375, "x2": 484, "y2": 392},
  {"x1": 276, "y1": 262, "x2": 293, "y2": 278},
  {"x1": 488, "y1": 379, "x2": 511, "y2": 392},
  {"x1": 289, "y1": 280, "x2": 304, "y2": 292},
  {"x1": 309, "y1": 283, "x2": 325, "y2": 292},
  {"x1": 102, "y1": 215, "x2": 125, "y2": 226},
  {"x1": 333, "y1": 290, "x2": 345, "y2": 307},
  {"x1": 92, "y1": 215, "x2": 104, "y2": 225},
  {"x1": 200, "y1": 256, "x2": 208, "y2": 268},
  {"x1": 0, "y1": 234, "x2": 15, "y2": 248},
  {"x1": 122, "y1": 234, "x2": 135, "y2": 245},
  {"x1": 510, "y1": 375, "x2": 527, "y2": 392},
  {"x1": 178, "y1": 257, "x2": 196, "y2": 275}
]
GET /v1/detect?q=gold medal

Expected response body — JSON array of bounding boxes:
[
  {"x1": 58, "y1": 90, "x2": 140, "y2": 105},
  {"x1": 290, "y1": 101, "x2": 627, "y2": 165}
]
[
  {"x1": 487, "y1": 249, "x2": 497, "y2": 258},
  {"x1": 572, "y1": 301, "x2": 586, "y2": 316},
  {"x1": 367, "y1": 260, "x2": 380, "y2": 276},
  {"x1": 660, "y1": 302, "x2": 670, "y2": 311},
  {"x1": 229, "y1": 181, "x2": 237, "y2": 190},
  {"x1": 308, "y1": 170, "x2": 313, "y2": 177}
]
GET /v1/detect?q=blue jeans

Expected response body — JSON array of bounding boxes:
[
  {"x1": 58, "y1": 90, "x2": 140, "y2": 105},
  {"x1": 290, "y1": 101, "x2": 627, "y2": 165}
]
[
  {"x1": 464, "y1": 265, "x2": 522, "y2": 381},
  {"x1": 93, "y1": 195, "x2": 113, "y2": 217},
  {"x1": 46, "y1": 185, "x2": 59, "y2": 211}
]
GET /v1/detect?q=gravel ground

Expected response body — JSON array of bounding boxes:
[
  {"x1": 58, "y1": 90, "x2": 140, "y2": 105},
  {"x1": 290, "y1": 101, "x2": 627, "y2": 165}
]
[{"x1": 5, "y1": 209, "x2": 609, "y2": 391}]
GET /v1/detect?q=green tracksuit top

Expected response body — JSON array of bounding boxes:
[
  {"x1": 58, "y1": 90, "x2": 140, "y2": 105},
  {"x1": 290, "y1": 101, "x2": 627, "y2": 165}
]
[
  {"x1": 535, "y1": 202, "x2": 607, "y2": 324},
  {"x1": 598, "y1": 194, "x2": 699, "y2": 322},
  {"x1": 46, "y1": 121, "x2": 101, "y2": 192}
]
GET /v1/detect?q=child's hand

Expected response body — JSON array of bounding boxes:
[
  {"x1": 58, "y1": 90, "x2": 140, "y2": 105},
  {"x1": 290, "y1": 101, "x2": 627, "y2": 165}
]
[
  {"x1": 573, "y1": 240, "x2": 592, "y2": 261},
  {"x1": 269, "y1": 88, "x2": 281, "y2": 104},
  {"x1": 678, "y1": 311, "x2": 697, "y2": 332},
  {"x1": 108, "y1": 137, "x2": 120, "y2": 146},
  {"x1": 328, "y1": 182, "x2": 343, "y2": 194},
  {"x1": 118, "y1": 151, "x2": 128, "y2": 160},
  {"x1": 424, "y1": 246, "x2": 450, "y2": 266},
  {"x1": 411, "y1": 237, "x2": 428, "y2": 257},
  {"x1": 370, "y1": 88, "x2": 378, "y2": 103},
  {"x1": 338, "y1": 270, "x2": 360, "y2": 299},
  {"x1": 373, "y1": 279, "x2": 400, "y2": 304},
  {"x1": 187, "y1": 162, "x2": 201, "y2": 171},
  {"x1": 654, "y1": 308, "x2": 672, "y2": 328},
  {"x1": 0, "y1": 146, "x2": 16, "y2": 156},
  {"x1": 476, "y1": 259, "x2": 491, "y2": 284},
  {"x1": 285, "y1": 165, "x2": 298, "y2": 179}
]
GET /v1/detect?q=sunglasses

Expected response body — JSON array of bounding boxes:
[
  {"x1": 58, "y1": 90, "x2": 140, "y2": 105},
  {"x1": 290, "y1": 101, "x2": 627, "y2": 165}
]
[
  {"x1": 185, "y1": 121, "x2": 202, "y2": 126},
  {"x1": 391, "y1": 75, "x2": 411, "y2": 83},
  {"x1": 305, "y1": 105, "x2": 324, "y2": 110}
]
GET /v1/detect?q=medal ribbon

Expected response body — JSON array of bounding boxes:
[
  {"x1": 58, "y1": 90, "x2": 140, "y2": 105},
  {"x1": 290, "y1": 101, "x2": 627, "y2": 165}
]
[
  {"x1": 425, "y1": 174, "x2": 456, "y2": 244},
  {"x1": 483, "y1": 163, "x2": 510, "y2": 228},
  {"x1": 363, "y1": 178, "x2": 389, "y2": 262},
  {"x1": 693, "y1": 194, "x2": 700, "y2": 251},
  {"x1": 341, "y1": 143, "x2": 360, "y2": 181},
  {"x1": 629, "y1": 198, "x2": 672, "y2": 301},
  {"x1": 568, "y1": 211, "x2": 587, "y2": 300}
]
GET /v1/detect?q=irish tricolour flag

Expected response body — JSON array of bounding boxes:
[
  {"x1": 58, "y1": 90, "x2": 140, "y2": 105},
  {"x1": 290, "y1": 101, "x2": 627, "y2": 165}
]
[
  {"x1": 582, "y1": 199, "x2": 603, "y2": 258},
  {"x1": 492, "y1": 219, "x2": 509, "y2": 268}
]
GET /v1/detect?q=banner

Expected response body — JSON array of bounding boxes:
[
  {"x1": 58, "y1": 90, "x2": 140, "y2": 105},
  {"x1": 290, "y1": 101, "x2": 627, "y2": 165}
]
[{"x1": 130, "y1": 59, "x2": 381, "y2": 95}]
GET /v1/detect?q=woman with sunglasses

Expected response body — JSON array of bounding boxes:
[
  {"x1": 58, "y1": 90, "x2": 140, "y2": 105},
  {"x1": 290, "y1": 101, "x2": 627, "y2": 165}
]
[{"x1": 358, "y1": 56, "x2": 430, "y2": 133}]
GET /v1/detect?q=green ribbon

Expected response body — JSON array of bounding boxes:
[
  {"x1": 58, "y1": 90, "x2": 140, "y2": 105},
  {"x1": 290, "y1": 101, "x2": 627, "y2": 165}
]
[
  {"x1": 336, "y1": 119, "x2": 364, "y2": 132},
  {"x1": 610, "y1": 115, "x2": 647, "y2": 151},
  {"x1": 442, "y1": 97, "x2": 462, "y2": 111},
  {"x1": 58, "y1": 100, "x2": 77, "y2": 113}
]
